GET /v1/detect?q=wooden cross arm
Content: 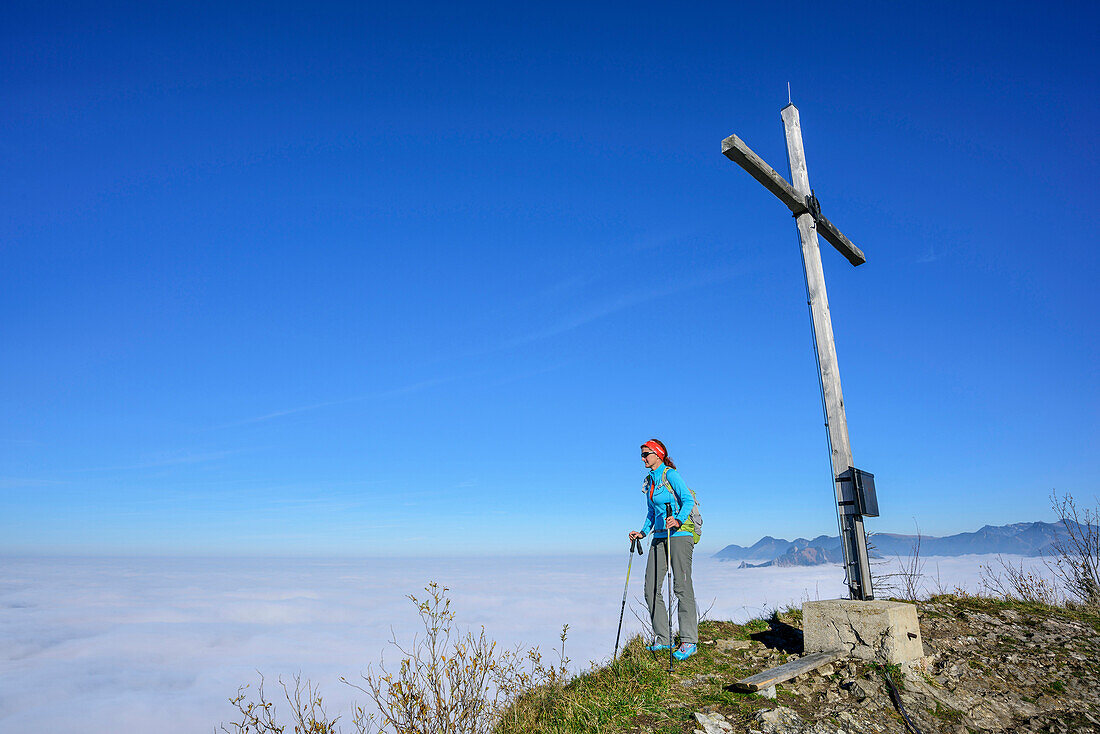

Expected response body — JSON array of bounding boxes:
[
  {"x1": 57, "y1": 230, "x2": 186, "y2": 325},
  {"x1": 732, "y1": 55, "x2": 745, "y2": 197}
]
[
  {"x1": 815, "y1": 211, "x2": 866, "y2": 267},
  {"x1": 722, "y1": 134, "x2": 866, "y2": 266}
]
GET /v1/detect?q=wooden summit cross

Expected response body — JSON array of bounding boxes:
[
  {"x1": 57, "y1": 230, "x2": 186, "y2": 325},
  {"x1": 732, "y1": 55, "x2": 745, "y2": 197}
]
[{"x1": 722, "y1": 103, "x2": 876, "y2": 600}]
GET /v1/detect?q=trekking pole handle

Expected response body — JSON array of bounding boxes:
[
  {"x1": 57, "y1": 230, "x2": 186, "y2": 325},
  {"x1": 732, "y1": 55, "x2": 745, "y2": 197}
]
[{"x1": 630, "y1": 537, "x2": 637, "y2": 554}]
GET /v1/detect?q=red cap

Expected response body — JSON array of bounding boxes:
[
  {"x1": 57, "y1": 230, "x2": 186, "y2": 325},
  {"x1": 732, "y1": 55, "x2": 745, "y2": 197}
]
[{"x1": 642, "y1": 440, "x2": 666, "y2": 459}]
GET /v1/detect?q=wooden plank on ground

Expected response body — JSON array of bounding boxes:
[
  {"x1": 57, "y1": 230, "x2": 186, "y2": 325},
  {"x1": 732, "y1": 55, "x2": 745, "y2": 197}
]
[{"x1": 731, "y1": 650, "x2": 845, "y2": 692}]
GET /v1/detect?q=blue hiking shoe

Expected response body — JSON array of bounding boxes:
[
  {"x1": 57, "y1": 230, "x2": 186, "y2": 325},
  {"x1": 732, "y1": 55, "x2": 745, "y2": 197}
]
[
  {"x1": 673, "y1": 643, "x2": 697, "y2": 661},
  {"x1": 645, "y1": 643, "x2": 671, "y2": 652}
]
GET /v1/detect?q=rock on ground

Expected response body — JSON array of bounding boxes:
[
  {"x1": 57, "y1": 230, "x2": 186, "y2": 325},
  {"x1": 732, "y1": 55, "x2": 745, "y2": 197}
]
[{"x1": 692, "y1": 596, "x2": 1099, "y2": 733}]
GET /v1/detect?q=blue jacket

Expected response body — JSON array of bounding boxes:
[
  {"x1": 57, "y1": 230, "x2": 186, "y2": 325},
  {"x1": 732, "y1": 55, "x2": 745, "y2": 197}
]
[{"x1": 639, "y1": 463, "x2": 694, "y2": 539}]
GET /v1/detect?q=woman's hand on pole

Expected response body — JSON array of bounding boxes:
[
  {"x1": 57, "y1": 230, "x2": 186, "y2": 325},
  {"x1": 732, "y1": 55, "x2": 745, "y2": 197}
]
[
  {"x1": 628, "y1": 531, "x2": 644, "y2": 540},
  {"x1": 665, "y1": 517, "x2": 681, "y2": 531}
]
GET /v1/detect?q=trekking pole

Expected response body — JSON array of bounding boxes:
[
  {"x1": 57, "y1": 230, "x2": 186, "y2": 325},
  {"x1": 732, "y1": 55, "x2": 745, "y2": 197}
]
[
  {"x1": 665, "y1": 503, "x2": 675, "y2": 673},
  {"x1": 613, "y1": 536, "x2": 644, "y2": 661}
]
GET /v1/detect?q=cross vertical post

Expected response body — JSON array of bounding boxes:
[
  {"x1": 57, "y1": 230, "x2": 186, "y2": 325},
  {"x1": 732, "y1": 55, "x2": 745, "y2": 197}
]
[{"x1": 780, "y1": 104, "x2": 873, "y2": 600}]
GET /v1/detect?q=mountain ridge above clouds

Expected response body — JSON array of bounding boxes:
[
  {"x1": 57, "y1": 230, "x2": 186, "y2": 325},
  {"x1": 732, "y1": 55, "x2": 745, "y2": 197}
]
[{"x1": 714, "y1": 520, "x2": 1089, "y2": 567}]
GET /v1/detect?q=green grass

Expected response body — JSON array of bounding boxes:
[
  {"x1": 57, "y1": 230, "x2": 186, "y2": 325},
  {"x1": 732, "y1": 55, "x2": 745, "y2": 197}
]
[
  {"x1": 777, "y1": 605, "x2": 803, "y2": 624},
  {"x1": 931, "y1": 701, "x2": 965, "y2": 724},
  {"x1": 877, "y1": 662, "x2": 905, "y2": 692},
  {"x1": 741, "y1": 618, "x2": 768, "y2": 635},
  {"x1": 494, "y1": 620, "x2": 776, "y2": 734}
]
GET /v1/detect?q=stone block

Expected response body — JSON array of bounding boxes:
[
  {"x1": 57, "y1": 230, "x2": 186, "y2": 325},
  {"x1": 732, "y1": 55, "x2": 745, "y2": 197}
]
[
  {"x1": 693, "y1": 712, "x2": 734, "y2": 733},
  {"x1": 803, "y1": 599, "x2": 923, "y2": 664}
]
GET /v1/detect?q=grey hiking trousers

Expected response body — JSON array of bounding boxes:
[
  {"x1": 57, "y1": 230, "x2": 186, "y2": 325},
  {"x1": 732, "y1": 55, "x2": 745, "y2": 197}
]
[{"x1": 645, "y1": 535, "x2": 697, "y2": 645}]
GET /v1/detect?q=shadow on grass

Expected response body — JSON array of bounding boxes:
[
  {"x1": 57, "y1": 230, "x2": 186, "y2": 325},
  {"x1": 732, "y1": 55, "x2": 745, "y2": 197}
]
[{"x1": 749, "y1": 617, "x2": 803, "y2": 655}]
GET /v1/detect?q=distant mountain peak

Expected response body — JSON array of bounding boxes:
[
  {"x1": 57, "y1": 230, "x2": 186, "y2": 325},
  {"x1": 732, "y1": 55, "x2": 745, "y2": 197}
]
[{"x1": 714, "y1": 520, "x2": 1087, "y2": 567}]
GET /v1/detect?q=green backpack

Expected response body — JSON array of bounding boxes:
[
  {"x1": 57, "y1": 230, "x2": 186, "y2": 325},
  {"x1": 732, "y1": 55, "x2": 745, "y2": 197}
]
[{"x1": 654, "y1": 467, "x2": 703, "y2": 544}]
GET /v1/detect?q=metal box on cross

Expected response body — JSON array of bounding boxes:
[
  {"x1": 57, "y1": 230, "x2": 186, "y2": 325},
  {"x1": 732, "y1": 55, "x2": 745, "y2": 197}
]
[{"x1": 837, "y1": 468, "x2": 879, "y2": 518}]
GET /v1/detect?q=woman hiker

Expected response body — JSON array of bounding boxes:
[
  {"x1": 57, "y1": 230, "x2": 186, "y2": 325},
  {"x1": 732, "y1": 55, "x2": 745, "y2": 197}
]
[{"x1": 628, "y1": 439, "x2": 698, "y2": 661}]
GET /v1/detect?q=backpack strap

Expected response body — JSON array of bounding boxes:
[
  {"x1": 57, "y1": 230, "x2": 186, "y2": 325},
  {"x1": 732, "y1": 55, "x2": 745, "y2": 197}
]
[{"x1": 660, "y1": 466, "x2": 685, "y2": 511}]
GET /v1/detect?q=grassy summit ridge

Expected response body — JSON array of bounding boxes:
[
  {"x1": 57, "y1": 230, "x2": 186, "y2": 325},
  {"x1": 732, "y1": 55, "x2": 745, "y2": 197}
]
[{"x1": 494, "y1": 596, "x2": 1100, "y2": 734}]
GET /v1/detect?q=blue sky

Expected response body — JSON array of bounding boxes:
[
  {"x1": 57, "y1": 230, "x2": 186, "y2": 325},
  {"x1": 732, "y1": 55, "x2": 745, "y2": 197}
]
[{"x1": 2, "y1": 1, "x2": 1097, "y2": 555}]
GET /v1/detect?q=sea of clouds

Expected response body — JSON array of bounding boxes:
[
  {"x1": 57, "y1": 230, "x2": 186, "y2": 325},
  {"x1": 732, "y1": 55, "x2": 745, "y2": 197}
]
[{"x1": 0, "y1": 553, "x2": 1053, "y2": 733}]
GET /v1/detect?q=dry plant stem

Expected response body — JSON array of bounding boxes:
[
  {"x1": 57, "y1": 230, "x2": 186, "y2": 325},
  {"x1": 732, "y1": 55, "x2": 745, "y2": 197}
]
[
  {"x1": 283, "y1": 674, "x2": 343, "y2": 734},
  {"x1": 344, "y1": 582, "x2": 570, "y2": 734},
  {"x1": 931, "y1": 562, "x2": 951, "y2": 596},
  {"x1": 866, "y1": 534, "x2": 894, "y2": 596},
  {"x1": 870, "y1": 525, "x2": 925, "y2": 601},
  {"x1": 1046, "y1": 489, "x2": 1100, "y2": 606},
  {"x1": 630, "y1": 596, "x2": 654, "y2": 639},
  {"x1": 221, "y1": 672, "x2": 349, "y2": 734},
  {"x1": 222, "y1": 582, "x2": 570, "y2": 734},
  {"x1": 898, "y1": 525, "x2": 926, "y2": 602},
  {"x1": 696, "y1": 597, "x2": 717, "y2": 624},
  {"x1": 979, "y1": 555, "x2": 1061, "y2": 605},
  {"x1": 629, "y1": 593, "x2": 678, "y2": 641}
]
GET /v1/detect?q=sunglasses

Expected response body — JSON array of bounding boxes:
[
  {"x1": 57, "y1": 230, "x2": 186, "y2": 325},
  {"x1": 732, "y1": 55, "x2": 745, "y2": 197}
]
[{"x1": 641, "y1": 451, "x2": 656, "y2": 459}]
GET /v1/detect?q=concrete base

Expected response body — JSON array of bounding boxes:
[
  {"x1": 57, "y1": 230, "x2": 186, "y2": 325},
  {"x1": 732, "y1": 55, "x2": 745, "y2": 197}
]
[{"x1": 803, "y1": 599, "x2": 923, "y2": 664}]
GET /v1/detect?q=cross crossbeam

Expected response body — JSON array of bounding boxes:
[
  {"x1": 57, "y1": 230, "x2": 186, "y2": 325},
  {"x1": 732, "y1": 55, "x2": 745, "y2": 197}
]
[{"x1": 721, "y1": 134, "x2": 866, "y2": 266}]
